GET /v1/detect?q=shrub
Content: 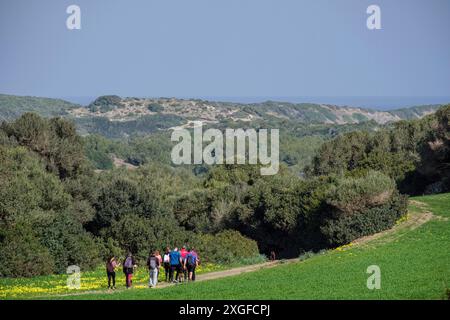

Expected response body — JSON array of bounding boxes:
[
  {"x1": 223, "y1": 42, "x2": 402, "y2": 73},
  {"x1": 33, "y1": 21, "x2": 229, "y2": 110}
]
[
  {"x1": 298, "y1": 249, "x2": 327, "y2": 262},
  {"x1": 234, "y1": 254, "x2": 267, "y2": 266},
  {"x1": 107, "y1": 212, "x2": 190, "y2": 263},
  {"x1": 327, "y1": 171, "x2": 395, "y2": 216},
  {"x1": 85, "y1": 148, "x2": 113, "y2": 170},
  {"x1": 0, "y1": 142, "x2": 100, "y2": 276},
  {"x1": 173, "y1": 189, "x2": 214, "y2": 233},
  {"x1": 100, "y1": 238, "x2": 123, "y2": 261},
  {"x1": 321, "y1": 191, "x2": 408, "y2": 246},
  {"x1": 108, "y1": 213, "x2": 155, "y2": 260},
  {"x1": 0, "y1": 223, "x2": 55, "y2": 277},
  {"x1": 39, "y1": 211, "x2": 101, "y2": 273},
  {"x1": 88, "y1": 95, "x2": 122, "y2": 113},
  {"x1": 192, "y1": 230, "x2": 260, "y2": 264},
  {"x1": 1, "y1": 113, "x2": 86, "y2": 179},
  {"x1": 92, "y1": 176, "x2": 165, "y2": 231},
  {"x1": 147, "y1": 103, "x2": 164, "y2": 113}
]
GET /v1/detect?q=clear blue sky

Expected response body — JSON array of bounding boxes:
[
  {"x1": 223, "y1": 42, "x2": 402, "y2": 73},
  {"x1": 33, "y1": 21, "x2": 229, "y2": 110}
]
[{"x1": 0, "y1": 0, "x2": 449, "y2": 106}]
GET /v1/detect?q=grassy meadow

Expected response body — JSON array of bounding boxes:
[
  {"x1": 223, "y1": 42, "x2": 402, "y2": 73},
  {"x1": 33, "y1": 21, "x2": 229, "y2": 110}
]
[
  {"x1": 1, "y1": 192, "x2": 449, "y2": 300},
  {"x1": 0, "y1": 262, "x2": 225, "y2": 299}
]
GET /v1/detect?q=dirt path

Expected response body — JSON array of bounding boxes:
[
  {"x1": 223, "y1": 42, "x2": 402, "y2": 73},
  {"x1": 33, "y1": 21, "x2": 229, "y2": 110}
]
[
  {"x1": 38, "y1": 201, "x2": 435, "y2": 299},
  {"x1": 175, "y1": 259, "x2": 298, "y2": 283},
  {"x1": 40, "y1": 259, "x2": 298, "y2": 298}
]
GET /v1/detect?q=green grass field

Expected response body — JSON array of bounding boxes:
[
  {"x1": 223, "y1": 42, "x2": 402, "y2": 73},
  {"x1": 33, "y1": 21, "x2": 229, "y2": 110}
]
[{"x1": 1, "y1": 193, "x2": 449, "y2": 300}]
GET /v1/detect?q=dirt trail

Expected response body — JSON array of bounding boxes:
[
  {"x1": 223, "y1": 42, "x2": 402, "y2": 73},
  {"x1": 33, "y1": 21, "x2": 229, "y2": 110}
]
[
  {"x1": 39, "y1": 201, "x2": 435, "y2": 299},
  {"x1": 351, "y1": 204, "x2": 434, "y2": 247},
  {"x1": 41, "y1": 259, "x2": 297, "y2": 298}
]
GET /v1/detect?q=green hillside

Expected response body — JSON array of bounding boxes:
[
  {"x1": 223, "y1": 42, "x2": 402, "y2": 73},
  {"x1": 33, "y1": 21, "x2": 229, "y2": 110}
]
[
  {"x1": 0, "y1": 102, "x2": 448, "y2": 301},
  {"x1": 1, "y1": 192, "x2": 448, "y2": 300},
  {"x1": 57, "y1": 192, "x2": 450, "y2": 300},
  {"x1": 0, "y1": 94, "x2": 79, "y2": 121}
]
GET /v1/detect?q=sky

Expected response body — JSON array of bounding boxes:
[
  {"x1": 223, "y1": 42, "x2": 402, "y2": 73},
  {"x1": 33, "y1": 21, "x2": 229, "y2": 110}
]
[{"x1": 0, "y1": 0, "x2": 449, "y2": 108}]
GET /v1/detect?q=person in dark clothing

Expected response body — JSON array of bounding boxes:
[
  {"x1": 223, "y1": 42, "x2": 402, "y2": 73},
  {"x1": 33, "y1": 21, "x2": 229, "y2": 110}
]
[
  {"x1": 163, "y1": 247, "x2": 171, "y2": 282},
  {"x1": 184, "y1": 249, "x2": 198, "y2": 281},
  {"x1": 106, "y1": 256, "x2": 118, "y2": 289},
  {"x1": 270, "y1": 251, "x2": 276, "y2": 261},
  {"x1": 190, "y1": 247, "x2": 199, "y2": 281},
  {"x1": 123, "y1": 252, "x2": 136, "y2": 288},
  {"x1": 147, "y1": 251, "x2": 161, "y2": 288}
]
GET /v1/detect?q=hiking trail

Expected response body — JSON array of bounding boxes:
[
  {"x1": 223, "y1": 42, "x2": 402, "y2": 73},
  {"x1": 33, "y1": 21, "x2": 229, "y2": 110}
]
[{"x1": 37, "y1": 200, "x2": 435, "y2": 299}]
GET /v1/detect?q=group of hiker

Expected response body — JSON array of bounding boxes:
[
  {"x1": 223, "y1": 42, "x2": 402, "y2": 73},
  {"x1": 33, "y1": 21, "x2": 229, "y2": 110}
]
[{"x1": 105, "y1": 245, "x2": 200, "y2": 289}]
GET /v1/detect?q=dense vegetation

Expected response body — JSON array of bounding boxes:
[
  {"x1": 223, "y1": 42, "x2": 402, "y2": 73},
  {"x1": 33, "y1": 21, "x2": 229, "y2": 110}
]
[
  {"x1": 0, "y1": 114, "x2": 263, "y2": 277},
  {"x1": 59, "y1": 192, "x2": 449, "y2": 300},
  {"x1": 2, "y1": 94, "x2": 443, "y2": 174},
  {"x1": 2, "y1": 192, "x2": 448, "y2": 299},
  {"x1": 88, "y1": 95, "x2": 123, "y2": 113},
  {"x1": 80, "y1": 119, "x2": 384, "y2": 174},
  {"x1": 0, "y1": 93, "x2": 440, "y2": 144},
  {"x1": 308, "y1": 105, "x2": 450, "y2": 195},
  {"x1": 0, "y1": 96, "x2": 447, "y2": 278},
  {"x1": 75, "y1": 114, "x2": 186, "y2": 138}
]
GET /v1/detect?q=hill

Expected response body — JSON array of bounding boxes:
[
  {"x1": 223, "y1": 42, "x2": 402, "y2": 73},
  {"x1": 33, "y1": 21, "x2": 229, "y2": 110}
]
[
  {"x1": 71, "y1": 96, "x2": 441, "y2": 127},
  {"x1": 0, "y1": 94, "x2": 80, "y2": 121},
  {"x1": 1, "y1": 104, "x2": 448, "y2": 300},
  {"x1": 0, "y1": 94, "x2": 444, "y2": 138},
  {"x1": 1, "y1": 94, "x2": 445, "y2": 173}
]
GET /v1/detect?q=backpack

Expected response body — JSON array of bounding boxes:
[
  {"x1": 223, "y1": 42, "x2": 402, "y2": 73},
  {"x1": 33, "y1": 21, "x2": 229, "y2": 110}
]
[
  {"x1": 148, "y1": 256, "x2": 157, "y2": 270},
  {"x1": 187, "y1": 253, "x2": 197, "y2": 266},
  {"x1": 163, "y1": 254, "x2": 170, "y2": 263},
  {"x1": 124, "y1": 257, "x2": 133, "y2": 268}
]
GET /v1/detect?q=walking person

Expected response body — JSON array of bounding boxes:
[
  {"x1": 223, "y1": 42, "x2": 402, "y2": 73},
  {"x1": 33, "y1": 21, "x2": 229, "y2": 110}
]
[
  {"x1": 180, "y1": 245, "x2": 188, "y2": 282},
  {"x1": 147, "y1": 251, "x2": 160, "y2": 288},
  {"x1": 163, "y1": 247, "x2": 171, "y2": 282},
  {"x1": 106, "y1": 256, "x2": 118, "y2": 289},
  {"x1": 155, "y1": 250, "x2": 162, "y2": 282},
  {"x1": 123, "y1": 252, "x2": 136, "y2": 288},
  {"x1": 270, "y1": 250, "x2": 277, "y2": 261},
  {"x1": 190, "y1": 247, "x2": 200, "y2": 281},
  {"x1": 169, "y1": 247, "x2": 181, "y2": 283},
  {"x1": 185, "y1": 249, "x2": 198, "y2": 281}
]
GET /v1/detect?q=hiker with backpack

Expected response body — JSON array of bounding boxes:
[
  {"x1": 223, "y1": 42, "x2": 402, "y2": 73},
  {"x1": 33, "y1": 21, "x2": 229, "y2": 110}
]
[
  {"x1": 169, "y1": 247, "x2": 182, "y2": 283},
  {"x1": 163, "y1": 247, "x2": 171, "y2": 282},
  {"x1": 123, "y1": 252, "x2": 137, "y2": 288},
  {"x1": 184, "y1": 248, "x2": 198, "y2": 281},
  {"x1": 147, "y1": 251, "x2": 161, "y2": 288},
  {"x1": 190, "y1": 247, "x2": 200, "y2": 281},
  {"x1": 106, "y1": 256, "x2": 118, "y2": 289}
]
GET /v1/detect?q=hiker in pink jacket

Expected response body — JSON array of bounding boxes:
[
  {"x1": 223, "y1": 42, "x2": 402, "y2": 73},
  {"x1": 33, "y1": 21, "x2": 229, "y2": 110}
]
[{"x1": 106, "y1": 256, "x2": 118, "y2": 289}]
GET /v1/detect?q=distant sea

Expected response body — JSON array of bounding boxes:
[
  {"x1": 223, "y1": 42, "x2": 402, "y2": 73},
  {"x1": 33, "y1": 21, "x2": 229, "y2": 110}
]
[{"x1": 61, "y1": 96, "x2": 450, "y2": 111}]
